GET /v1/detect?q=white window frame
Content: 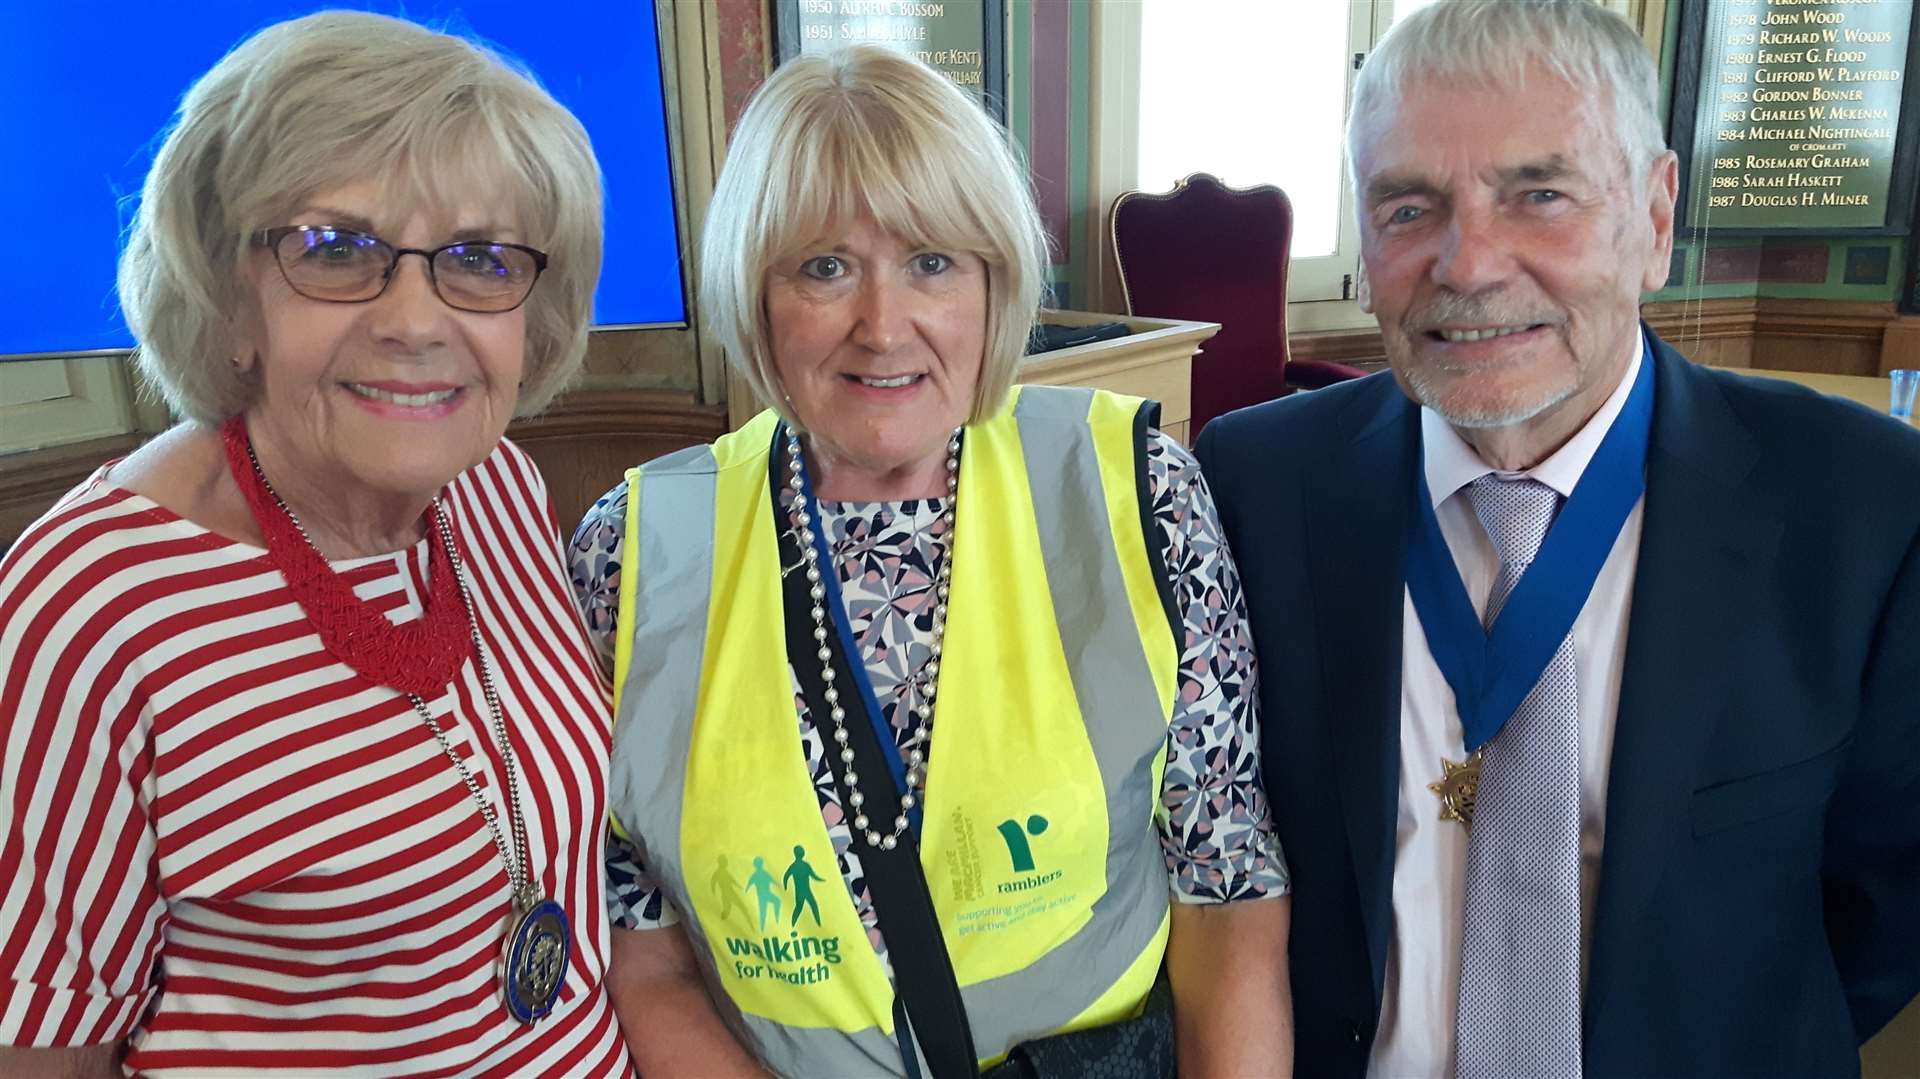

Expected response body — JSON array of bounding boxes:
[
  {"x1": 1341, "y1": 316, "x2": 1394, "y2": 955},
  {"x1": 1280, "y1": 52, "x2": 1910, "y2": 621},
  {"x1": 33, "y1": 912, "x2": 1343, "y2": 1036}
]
[
  {"x1": 1085, "y1": 0, "x2": 1661, "y2": 325},
  {"x1": 1087, "y1": 1, "x2": 1402, "y2": 313}
]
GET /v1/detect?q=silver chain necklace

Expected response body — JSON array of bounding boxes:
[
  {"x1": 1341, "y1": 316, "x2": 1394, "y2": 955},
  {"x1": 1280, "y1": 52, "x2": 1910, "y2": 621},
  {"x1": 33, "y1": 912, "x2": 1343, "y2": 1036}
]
[
  {"x1": 413, "y1": 509, "x2": 534, "y2": 899},
  {"x1": 243, "y1": 442, "x2": 532, "y2": 898},
  {"x1": 785, "y1": 428, "x2": 959, "y2": 851},
  {"x1": 242, "y1": 437, "x2": 571, "y2": 1024}
]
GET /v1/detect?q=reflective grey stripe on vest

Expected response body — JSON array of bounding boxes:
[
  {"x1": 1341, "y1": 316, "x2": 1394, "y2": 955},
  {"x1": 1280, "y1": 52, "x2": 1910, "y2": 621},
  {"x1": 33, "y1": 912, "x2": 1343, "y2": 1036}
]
[
  {"x1": 608, "y1": 443, "x2": 845, "y2": 1068},
  {"x1": 952, "y1": 386, "x2": 1174, "y2": 1047},
  {"x1": 612, "y1": 441, "x2": 714, "y2": 858},
  {"x1": 611, "y1": 441, "x2": 899, "y2": 1073},
  {"x1": 609, "y1": 386, "x2": 1175, "y2": 1077}
]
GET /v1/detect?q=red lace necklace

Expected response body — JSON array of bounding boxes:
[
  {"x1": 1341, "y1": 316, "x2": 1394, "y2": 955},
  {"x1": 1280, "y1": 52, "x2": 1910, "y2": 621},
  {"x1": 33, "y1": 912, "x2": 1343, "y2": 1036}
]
[{"x1": 220, "y1": 416, "x2": 473, "y2": 696}]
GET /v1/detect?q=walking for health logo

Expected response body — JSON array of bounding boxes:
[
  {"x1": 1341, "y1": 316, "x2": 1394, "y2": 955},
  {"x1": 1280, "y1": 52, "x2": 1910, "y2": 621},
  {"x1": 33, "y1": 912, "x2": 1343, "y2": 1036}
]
[{"x1": 715, "y1": 847, "x2": 843, "y2": 986}]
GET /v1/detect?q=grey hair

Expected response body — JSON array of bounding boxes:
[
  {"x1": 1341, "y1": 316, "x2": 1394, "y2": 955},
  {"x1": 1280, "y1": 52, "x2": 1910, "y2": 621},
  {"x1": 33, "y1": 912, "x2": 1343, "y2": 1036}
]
[
  {"x1": 700, "y1": 45, "x2": 1050, "y2": 428},
  {"x1": 118, "y1": 10, "x2": 604, "y2": 426},
  {"x1": 1347, "y1": 0, "x2": 1665, "y2": 186}
]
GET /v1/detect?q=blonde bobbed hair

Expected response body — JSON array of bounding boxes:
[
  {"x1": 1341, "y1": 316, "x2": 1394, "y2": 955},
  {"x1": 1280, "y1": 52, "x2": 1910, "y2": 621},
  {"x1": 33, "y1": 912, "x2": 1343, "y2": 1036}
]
[
  {"x1": 701, "y1": 45, "x2": 1050, "y2": 427},
  {"x1": 118, "y1": 10, "x2": 604, "y2": 425}
]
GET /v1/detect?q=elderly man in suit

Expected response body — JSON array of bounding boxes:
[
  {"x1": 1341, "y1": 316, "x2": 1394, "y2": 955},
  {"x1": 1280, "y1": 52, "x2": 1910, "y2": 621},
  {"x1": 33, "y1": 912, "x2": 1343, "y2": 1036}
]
[{"x1": 1195, "y1": 1, "x2": 1920, "y2": 1075}]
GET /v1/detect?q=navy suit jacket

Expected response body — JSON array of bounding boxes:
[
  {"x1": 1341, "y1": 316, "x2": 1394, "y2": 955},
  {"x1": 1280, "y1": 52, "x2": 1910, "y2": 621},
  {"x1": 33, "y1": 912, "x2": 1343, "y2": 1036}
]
[{"x1": 1194, "y1": 330, "x2": 1920, "y2": 1077}]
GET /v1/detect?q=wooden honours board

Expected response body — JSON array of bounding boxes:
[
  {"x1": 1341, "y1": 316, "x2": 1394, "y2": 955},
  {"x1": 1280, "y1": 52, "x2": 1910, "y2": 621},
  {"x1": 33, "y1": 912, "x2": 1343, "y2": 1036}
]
[
  {"x1": 773, "y1": 0, "x2": 1007, "y2": 123},
  {"x1": 1672, "y1": 0, "x2": 1920, "y2": 234}
]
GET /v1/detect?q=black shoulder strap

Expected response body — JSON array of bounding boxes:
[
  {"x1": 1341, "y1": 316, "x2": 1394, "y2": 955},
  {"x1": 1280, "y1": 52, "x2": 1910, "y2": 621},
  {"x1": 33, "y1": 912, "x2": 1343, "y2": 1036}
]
[
  {"x1": 1131, "y1": 399, "x2": 1181, "y2": 648},
  {"x1": 769, "y1": 443, "x2": 981, "y2": 1079}
]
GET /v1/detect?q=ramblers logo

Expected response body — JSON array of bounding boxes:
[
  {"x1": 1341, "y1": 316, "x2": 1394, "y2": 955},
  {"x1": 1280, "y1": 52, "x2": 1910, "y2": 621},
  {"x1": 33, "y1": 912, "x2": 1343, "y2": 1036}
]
[
  {"x1": 994, "y1": 813, "x2": 1062, "y2": 894},
  {"x1": 715, "y1": 847, "x2": 843, "y2": 986}
]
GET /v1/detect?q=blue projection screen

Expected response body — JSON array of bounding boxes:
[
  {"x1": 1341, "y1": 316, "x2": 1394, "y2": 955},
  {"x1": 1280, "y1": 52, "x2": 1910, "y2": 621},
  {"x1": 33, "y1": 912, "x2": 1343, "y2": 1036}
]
[{"x1": 1, "y1": 2, "x2": 684, "y2": 358}]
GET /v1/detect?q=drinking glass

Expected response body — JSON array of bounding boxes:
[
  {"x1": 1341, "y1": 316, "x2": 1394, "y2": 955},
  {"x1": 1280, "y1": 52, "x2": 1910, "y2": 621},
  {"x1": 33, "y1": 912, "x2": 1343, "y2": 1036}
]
[{"x1": 1891, "y1": 369, "x2": 1919, "y2": 420}]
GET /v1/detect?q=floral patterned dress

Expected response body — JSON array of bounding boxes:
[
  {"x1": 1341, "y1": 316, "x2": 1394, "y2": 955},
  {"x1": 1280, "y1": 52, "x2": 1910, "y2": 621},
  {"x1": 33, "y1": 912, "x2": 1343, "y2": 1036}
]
[{"x1": 569, "y1": 430, "x2": 1287, "y2": 966}]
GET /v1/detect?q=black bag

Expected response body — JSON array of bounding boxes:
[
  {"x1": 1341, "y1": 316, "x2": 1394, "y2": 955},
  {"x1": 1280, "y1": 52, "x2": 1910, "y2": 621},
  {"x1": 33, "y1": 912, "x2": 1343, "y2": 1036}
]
[
  {"x1": 774, "y1": 454, "x2": 1177, "y2": 1079},
  {"x1": 978, "y1": 974, "x2": 1175, "y2": 1079}
]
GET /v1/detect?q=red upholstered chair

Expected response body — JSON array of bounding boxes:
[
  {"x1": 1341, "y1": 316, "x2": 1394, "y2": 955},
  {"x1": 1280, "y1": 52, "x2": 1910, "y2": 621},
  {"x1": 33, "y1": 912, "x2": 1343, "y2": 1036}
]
[{"x1": 1110, "y1": 172, "x2": 1368, "y2": 437}]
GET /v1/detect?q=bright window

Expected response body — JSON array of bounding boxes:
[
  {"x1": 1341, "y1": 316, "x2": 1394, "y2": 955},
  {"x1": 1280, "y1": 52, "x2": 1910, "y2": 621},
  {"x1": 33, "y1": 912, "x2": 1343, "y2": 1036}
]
[{"x1": 1132, "y1": 0, "x2": 1437, "y2": 301}]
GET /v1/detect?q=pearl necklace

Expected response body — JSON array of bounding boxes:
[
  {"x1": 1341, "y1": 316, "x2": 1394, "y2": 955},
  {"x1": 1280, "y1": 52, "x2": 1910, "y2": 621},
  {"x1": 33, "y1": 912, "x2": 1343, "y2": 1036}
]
[{"x1": 786, "y1": 428, "x2": 960, "y2": 851}]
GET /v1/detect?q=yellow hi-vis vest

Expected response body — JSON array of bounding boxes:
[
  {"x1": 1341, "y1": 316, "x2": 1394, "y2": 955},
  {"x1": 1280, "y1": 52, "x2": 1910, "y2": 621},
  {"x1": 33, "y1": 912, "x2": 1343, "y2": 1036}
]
[{"x1": 609, "y1": 385, "x2": 1181, "y2": 1077}]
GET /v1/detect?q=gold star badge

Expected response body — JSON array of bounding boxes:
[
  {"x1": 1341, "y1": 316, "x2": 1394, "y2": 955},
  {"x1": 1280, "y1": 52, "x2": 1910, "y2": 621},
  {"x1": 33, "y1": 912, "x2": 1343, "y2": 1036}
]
[{"x1": 1428, "y1": 753, "x2": 1481, "y2": 828}]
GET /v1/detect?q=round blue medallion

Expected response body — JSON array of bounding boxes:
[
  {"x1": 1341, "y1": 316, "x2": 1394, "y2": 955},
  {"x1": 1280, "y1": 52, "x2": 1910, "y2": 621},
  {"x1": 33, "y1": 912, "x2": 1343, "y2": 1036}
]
[{"x1": 504, "y1": 897, "x2": 571, "y2": 1024}]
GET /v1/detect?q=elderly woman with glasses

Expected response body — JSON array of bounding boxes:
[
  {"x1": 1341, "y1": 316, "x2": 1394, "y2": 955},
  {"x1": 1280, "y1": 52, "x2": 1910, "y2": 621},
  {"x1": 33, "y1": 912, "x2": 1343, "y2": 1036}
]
[
  {"x1": 571, "y1": 46, "x2": 1292, "y2": 1079},
  {"x1": 0, "y1": 12, "x2": 630, "y2": 1077}
]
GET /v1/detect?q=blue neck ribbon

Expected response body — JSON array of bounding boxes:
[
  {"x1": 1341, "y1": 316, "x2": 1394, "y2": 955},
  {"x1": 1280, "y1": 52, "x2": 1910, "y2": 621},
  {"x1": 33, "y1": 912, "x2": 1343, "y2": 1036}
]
[
  {"x1": 1404, "y1": 339, "x2": 1655, "y2": 754},
  {"x1": 789, "y1": 431, "x2": 925, "y2": 833}
]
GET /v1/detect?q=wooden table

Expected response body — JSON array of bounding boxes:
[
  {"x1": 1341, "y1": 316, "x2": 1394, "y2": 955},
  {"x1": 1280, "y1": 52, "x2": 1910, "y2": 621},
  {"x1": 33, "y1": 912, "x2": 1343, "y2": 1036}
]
[
  {"x1": 1023, "y1": 310, "x2": 1219, "y2": 445},
  {"x1": 1713, "y1": 366, "x2": 1910, "y2": 419}
]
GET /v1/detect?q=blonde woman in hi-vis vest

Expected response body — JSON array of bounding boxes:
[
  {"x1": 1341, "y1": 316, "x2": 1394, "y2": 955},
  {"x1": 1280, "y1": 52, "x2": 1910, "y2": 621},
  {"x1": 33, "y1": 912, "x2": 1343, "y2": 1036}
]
[{"x1": 569, "y1": 46, "x2": 1293, "y2": 1079}]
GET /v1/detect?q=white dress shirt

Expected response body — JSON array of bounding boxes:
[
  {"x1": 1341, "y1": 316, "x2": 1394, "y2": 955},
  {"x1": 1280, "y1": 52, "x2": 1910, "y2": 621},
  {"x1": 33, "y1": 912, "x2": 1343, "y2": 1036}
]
[{"x1": 1368, "y1": 337, "x2": 1647, "y2": 1079}]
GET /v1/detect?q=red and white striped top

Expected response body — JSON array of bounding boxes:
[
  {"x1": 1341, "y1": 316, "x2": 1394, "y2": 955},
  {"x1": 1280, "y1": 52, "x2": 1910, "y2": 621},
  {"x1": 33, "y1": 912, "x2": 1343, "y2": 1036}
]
[{"x1": 0, "y1": 439, "x2": 632, "y2": 1077}]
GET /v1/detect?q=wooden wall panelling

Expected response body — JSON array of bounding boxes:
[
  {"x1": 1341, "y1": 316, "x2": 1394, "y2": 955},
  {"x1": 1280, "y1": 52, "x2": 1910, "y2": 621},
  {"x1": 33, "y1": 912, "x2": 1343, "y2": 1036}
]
[
  {"x1": 0, "y1": 392, "x2": 728, "y2": 554},
  {"x1": 1287, "y1": 325, "x2": 1389, "y2": 372},
  {"x1": 507, "y1": 388, "x2": 728, "y2": 530},
  {"x1": 1747, "y1": 300, "x2": 1897, "y2": 377},
  {"x1": 1641, "y1": 297, "x2": 1759, "y2": 369},
  {"x1": 1884, "y1": 315, "x2": 1920, "y2": 372},
  {"x1": 1287, "y1": 297, "x2": 1900, "y2": 380},
  {"x1": 0, "y1": 434, "x2": 143, "y2": 553}
]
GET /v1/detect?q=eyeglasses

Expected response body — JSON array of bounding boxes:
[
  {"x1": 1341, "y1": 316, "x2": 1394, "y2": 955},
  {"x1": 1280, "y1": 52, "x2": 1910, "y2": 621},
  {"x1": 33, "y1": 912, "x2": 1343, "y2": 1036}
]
[{"x1": 252, "y1": 225, "x2": 549, "y2": 313}]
